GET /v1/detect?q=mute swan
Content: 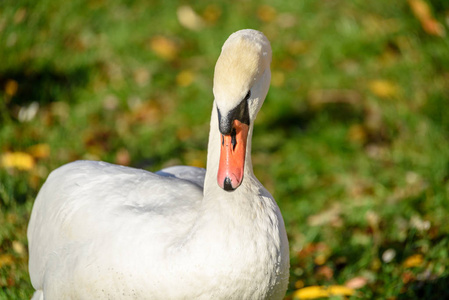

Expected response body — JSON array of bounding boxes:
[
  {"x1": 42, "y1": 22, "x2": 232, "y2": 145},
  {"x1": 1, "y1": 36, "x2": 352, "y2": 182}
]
[{"x1": 28, "y1": 29, "x2": 289, "y2": 300}]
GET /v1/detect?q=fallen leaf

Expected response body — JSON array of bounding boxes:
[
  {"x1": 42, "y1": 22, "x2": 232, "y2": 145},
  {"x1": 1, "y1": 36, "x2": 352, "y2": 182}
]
[
  {"x1": 293, "y1": 285, "x2": 355, "y2": 299},
  {"x1": 402, "y1": 270, "x2": 416, "y2": 284},
  {"x1": 176, "y1": 70, "x2": 195, "y2": 87},
  {"x1": 0, "y1": 254, "x2": 14, "y2": 268},
  {"x1": 410, "y1": 215, "x2": 430, "y2": 232},
  {"x1": 316, "y1": 265, "x2": 333, "y2": 280},
  {"x1": 28, "y1": 143, "x2": 50, "y2": 159},
  {"x1": 1, "y1": 152, "x2": 35, "y2": 170},
  {"x1": 287, "y1": 40, "x2": 308, "y2": 55},
  {"x1": 382, "y1": 248, "x2": 396, "y2": 263},
  {"x1": 403, "y1": 254, "x2": 424, "y2": 268},
  {"x1": 295, "y1": 280, "x2": 305, "y2": 289},
  {"x1": 4, "y1": 79, "x2": 18, "y2": 96},
  {"x1": 150, "y1": 36, "x2": 179, "y2": 60},
  {"x1": 369, "y1": 80, "x2": 399, "y2": 98},
  {"x1": 408, "y1": 0, "x2": 445, "y2": 36},
  {"x1": 297, "y1": 242, "x2": 331, "y2": 261},
  {"x1": 257, "y1": 5, "x2": 277, "y2": 23},
  {"x1": 177, "y1": 5, "x2": 205, "y2": 31},
  {"x1": 14, "y1": 8, "x2": 27, "y2": 24},
  {"x1": 345, "y1": 276, "x2": 368, "y2": 289},
  {"x1": 314, "y1": 254, "x2": 327, "y2": 266},
  {"x1": 18, "y1": 101, "x2": 39, "y2": 122},
  {"x1": 115, "y1": 148, "x2": 130, "y2": 166},
  {"x1": 308, "y1": 89, "x2": 362, "y2": 107},
  {"x1": 202, "y1": 4, "x2": 222, "y2": 24},
  {"x1": 12, "y1": 241, "x2": 26, "y2": 256},
  {"x1": 130, "y1": 101, "x2": 161, "y2": 124},
  {"x1": 348, "y1": 124, "x2": 367, "y2": 144},
  {"x1": 307, "y1": 203, "x2": 342, "y2": 227}
]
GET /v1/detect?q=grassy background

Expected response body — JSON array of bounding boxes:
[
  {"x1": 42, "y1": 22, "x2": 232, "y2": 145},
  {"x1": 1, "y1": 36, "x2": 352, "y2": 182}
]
[{"x1": 1, "y1": 0, "x2": 449, "y2": 299}]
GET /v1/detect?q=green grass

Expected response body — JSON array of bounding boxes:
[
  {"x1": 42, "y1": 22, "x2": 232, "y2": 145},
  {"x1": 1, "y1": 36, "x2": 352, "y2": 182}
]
[{"x1": 1, "y1": 0, "x2": 449, "y2": 299}]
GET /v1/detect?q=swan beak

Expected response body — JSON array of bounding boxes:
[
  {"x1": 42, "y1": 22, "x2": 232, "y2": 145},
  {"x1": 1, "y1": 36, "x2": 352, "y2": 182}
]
[{"x1": 217, "y1": 119, "x2": 249, "y2": 191}]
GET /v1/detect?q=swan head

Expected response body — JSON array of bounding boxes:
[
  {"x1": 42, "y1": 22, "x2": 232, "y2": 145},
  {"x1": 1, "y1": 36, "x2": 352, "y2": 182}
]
[{"x1": 213, "y1": 29, "x2": 272, "y2": 191}]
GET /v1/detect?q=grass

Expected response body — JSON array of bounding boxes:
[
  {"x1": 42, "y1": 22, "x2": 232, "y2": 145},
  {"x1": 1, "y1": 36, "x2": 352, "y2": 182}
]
[{"x1": 1, "y1": 0, "x2": 449, "y2": 299}]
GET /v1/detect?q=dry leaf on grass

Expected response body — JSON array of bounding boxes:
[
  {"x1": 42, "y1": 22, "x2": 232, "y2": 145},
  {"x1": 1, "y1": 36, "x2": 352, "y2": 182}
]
[
  {"x1": 12, "y1": 241, "x2": 26, "y2": 256},
  {"x1": 316, "y1": 265, "x2": 333, "y2": 280},
  {"x1": 403, "y1": 254, "x2": 424, "y2": 268},
  {"x1": 177, "y1": 6, "x2": 205, "y2": 31},
  {"x1": 345, "y1": 276, "x2": 368, "y2": 289},
  {"x1": 176, "y1": 70, "x2": 195, "y2": 87},
  {"x1": 257, "y1": 5, "x2": 277, "y2": 23},
  {"x1": 1, "y1": 152, "x2": 35, "y2": 170},
  {"x1": 202, "y1": 5, "x2": 222, "y2": 24},
  {"x1": 0, "y1": 254, "x2": 14, "y2": 268},
  {"x1": 369, "y1": 80, "x2": 399, "y2": 98},
  {"x1": 4, "y1": 79, "x2": 18, "y2": 97},
  {"x1": 408, "y1": 0, "x2": 445, "y2": 37},
  {"x1": 150, "y1": 36, "x2": 179, "y2": 60},
  {"x1": 293, "y1": 285, "x2": 355, "y2": 299},
  {"x1": 307, "y1": 203, "x2": 342, "y2": 227},
  {"x1": 28, "y1": 143, "x2": 50, "y2": 159}
]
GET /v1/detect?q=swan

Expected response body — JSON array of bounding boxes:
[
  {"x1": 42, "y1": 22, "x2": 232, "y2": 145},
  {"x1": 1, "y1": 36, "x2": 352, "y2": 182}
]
[{"x1": 27, "y1": 29, "x2": 289, "y2": 300}]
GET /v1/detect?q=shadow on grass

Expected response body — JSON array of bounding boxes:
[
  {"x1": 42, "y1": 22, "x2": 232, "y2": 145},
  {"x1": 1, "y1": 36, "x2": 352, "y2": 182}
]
[
  {"x1": 398, "y1": 274, "x2": 449, "y2": 300},
  {"x1": 0, "y1": 64, "x2": 91, "y2": 106}
]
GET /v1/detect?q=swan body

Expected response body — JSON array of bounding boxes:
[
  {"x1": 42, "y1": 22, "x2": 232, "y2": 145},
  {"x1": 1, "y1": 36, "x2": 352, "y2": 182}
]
[{"x1": 28, "y1": 29, "x2": 289, "y2": 300}]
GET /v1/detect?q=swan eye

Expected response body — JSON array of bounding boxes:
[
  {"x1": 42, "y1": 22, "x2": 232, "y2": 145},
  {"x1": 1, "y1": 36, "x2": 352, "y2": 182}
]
[{"x1": 244, "y1": 91, "x2": 251, "y2": 101}]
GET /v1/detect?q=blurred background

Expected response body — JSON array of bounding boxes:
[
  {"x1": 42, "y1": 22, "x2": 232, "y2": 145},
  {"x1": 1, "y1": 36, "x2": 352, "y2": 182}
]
[{"x1": 1, "y1": 0, "x2": 448, "y2": 299}]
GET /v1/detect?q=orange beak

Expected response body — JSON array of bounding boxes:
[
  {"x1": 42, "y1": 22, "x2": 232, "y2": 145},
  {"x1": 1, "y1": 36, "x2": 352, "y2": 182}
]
[{"x1": 217, "y1": 119, "x2": 249, "y2": 191}]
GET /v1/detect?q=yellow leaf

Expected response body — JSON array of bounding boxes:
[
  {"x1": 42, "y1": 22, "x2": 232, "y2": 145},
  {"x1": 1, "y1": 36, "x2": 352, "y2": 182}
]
[
  {"x1": 176, "y1": 70, "x2": 195, "y2": 87},
  {"x1": 1, "y1": 152, "x2": 35, "y2": 170},
  {"x1": 408, "y1": 0, "x2": 445, "y2": 37},
  {"x1": 12, "y1": 241, "x2": 26, "y2": 256},
  {"x1": 314, "y1": 254, "x2": 327, "y2": 266},
  {"x1": 5, "y1": 79, "x2": 18, "y2": 97},
  {"x1": 369, "y1": 80, "x2": 398, "y2": 98},
  {"x1": 348, "y1": 124, "x2": 367, "y2": 144},
  {"x1": 28, "y1": 143, "x2": 50, "y2": 159},
  {"x1": 0, "y1": 254, "x2": 14, "y2": 268},
  {"x1": 295, "y1": 280, "x2": 305, "y2": 289},
  {"x1": 403, "y1": 254, "x2": 424, "y2": 268},
  {"x1": 150, "y1": 36, "x2": 178, "y2": 60},
  {"x1": 293, "y1": 285, "x2": 355, "y2": 299},
  {"x1": 203, "y1": 4, "x2": 222, "y2": 24},
  {"x1": 257, "y1": 5, "x2": 277, "y2": 23}
]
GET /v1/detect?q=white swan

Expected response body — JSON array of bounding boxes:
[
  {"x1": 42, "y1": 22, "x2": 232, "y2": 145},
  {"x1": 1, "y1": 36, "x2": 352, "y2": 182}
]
[{"x1": 28, "y1": 29, "x2": 289, "y2": 300}]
